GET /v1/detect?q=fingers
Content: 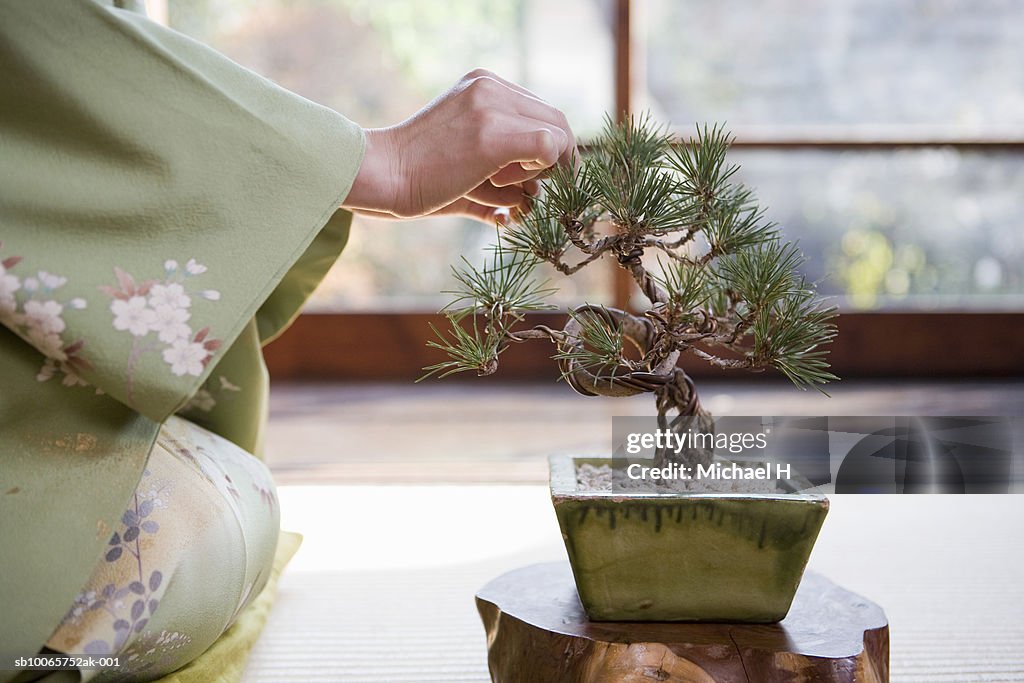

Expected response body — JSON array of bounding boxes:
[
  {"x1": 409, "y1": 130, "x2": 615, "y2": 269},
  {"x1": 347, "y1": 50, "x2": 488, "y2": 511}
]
[
  {"x1": 482, "y1": 113, "x2": 570, "y2": 180},
  {"x1": 466, "y1": 179, "x2": 532, "y2": 210},
  {"x1": 432, "y1": 183, "x2": 539, "y2": 224},
  {"x1": 490, "y1": 163, "x2": 543, "y2": 188},
  {"x1": 492, "y1": 81, "x2": 578, "y2": 168},
  {"x1": 489, "y1": 147, "x2": 581, "y2": 188},
  {"x1": 462, "y1": 69, "x2": 578, "y2": 171},
  {"x1": 434, "y1": 197, "x2": 507, "y2": 225}
]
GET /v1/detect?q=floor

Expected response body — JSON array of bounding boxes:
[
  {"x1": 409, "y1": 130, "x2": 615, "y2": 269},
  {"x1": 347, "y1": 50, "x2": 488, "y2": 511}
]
[
  {"x1": 263, "y1": 379, "x2": 1024, "y2": 484},
  {"x1": 243, "y1": 380, "x2": 1024, "y2": 682}
]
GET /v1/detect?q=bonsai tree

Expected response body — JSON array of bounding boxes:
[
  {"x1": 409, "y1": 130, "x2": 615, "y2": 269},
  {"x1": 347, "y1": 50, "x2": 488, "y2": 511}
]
[{"x1": 422, "y1": 115, "x2": 837, "y2": 468}]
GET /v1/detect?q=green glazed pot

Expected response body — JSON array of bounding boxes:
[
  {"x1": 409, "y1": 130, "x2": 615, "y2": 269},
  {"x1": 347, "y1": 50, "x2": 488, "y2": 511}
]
[{"x1": 550, "y1": 455, "x2": 829, "y2": 622}]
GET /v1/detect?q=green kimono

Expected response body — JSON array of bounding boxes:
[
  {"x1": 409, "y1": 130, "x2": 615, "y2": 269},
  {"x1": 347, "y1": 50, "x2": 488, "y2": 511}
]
[{"x1": 0, "y1": 0, "x2": 364, "y2": 679}]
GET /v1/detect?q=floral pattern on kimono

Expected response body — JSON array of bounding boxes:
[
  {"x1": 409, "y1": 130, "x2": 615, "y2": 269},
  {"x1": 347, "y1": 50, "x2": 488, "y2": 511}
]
[
  {"x1": 0, "y1": 244, "x2": 230, "y2": 406},
  {"x1": 99, "y1": 259, "x2": 224, "y2": 406},
  {"x1": 0, "y1": 243, "x2": 94, "y2": 389},
  {"x1": 46, "y1": 417, "x2": 280, "y2": 682},
  {"x1": 0, "y1": 1, "x2": 362, "y2": 678}
]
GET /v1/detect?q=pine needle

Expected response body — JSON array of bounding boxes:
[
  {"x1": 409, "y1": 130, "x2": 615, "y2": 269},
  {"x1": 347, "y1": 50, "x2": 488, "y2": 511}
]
[
  {"x1": 443, "y1": 238, "x2": 556, "y2": 321},
  {"x1": 418, "y1": 314, "x2": 504, "y2": 381},
  {"x1": 553, "y1": 307, "x2": 629, "y2": 383}
]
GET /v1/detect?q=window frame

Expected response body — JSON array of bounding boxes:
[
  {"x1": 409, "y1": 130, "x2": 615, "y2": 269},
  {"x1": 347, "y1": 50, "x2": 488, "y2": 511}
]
[{"x1": 265, "y1": 0, "x2": 1024, "y2": 381}]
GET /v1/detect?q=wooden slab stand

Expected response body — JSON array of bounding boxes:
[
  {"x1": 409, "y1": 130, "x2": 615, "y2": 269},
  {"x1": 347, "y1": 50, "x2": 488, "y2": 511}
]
[{"x1": 476, "y1": 563, "x2": 888, "y2": 682}]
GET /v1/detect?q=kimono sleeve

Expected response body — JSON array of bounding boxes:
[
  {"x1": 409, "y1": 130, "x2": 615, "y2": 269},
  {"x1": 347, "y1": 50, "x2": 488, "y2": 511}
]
[{"x1": 0, "y1": 0, "x2": 365, "y2": 422}]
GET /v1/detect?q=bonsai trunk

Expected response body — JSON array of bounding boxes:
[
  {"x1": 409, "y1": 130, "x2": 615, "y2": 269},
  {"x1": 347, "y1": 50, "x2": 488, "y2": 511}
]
[{"x1": 556, "y1": 305, "x2": 714, "y2": 469}]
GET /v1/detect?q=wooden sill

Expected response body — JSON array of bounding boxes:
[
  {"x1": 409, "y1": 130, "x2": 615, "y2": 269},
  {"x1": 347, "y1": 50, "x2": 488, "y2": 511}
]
[{"x1": 263, "y1": 311, "x2": 1024, "y2": 381}]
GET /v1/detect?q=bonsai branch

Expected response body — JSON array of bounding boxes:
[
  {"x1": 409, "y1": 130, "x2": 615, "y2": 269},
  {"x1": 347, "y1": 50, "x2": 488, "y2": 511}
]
[
  {"x1": 563, "y1": 219, "x2": 618, "y2": 256},
  {"x1": 424, "y1": 117, "x2": 839, "y2": 465},
  {"x1": 547, "y1": 250, "x2": 605, "y2": 276}
]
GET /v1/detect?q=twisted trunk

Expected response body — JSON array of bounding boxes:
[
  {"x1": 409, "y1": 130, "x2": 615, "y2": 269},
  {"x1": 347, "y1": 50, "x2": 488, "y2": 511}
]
[{"x1": 555, "y1": 305, "x2": 713, "y2": 468}]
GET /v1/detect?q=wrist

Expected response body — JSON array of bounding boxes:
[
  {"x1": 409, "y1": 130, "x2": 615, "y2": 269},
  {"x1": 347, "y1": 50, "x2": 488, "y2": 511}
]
[{"x1": 342, "y1": 127, "x2": 399, "y2": 214}]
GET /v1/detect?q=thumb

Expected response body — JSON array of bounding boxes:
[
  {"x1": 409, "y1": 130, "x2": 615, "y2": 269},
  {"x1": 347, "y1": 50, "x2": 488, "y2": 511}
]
[{"x1": 493, "y1": 126, "x2": 567, "y2": 173}]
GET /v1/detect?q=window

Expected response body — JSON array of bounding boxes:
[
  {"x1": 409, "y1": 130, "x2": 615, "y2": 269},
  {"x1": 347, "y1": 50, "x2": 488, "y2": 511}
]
[
  {"x1": 167, "y1": 0, "x2": 1023, "y2": 377},
  {"x1": 169, "y1": 0, "x2": 615, "y2": 311},
  {"x1": 640, "y1": 0, "x2": 1024, "y2": 311}
]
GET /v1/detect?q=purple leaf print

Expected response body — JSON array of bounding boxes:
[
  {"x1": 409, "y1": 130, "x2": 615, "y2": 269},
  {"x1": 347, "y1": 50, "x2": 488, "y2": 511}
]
[
  {"x1": 113, "y1": 628, "x2": 129, "y2": 650},
  {"x1": 123, "y1": 526, "x2": 139, "y2": 542},
  {"x1": 138, "y1": 500, "x2": 154, "y2": 518},
  {"x1": 131, "y1": 599, "x2": 145, "y2": 621},
  {"x1": 113, "y1": 619, "x2": 130, "y2": 632},
  {"x1": 129, "y1": 581, "x2": 145, "y2": 595},
  {"x1": 108, "y1": 532, "x2": 120, "y2": 546},
  {"x1": 122, "y1": 510, "x2": 138, "y2": 527},
  {"x1": 148, "y1": 599, "x2": 159, "y2": 615},
  {"x1": 133, "y1": 618, "x2": 149, "y2": 633},
  {"x1": 141, "y1": 520, "x2": 159, "y2": 534},
  {"x1": 84, "y1": 640, "x2": 110, "y2": 655},
  {"x1": 102, "y1": 583, "x2": 116, "y2": 598},
  {"x1": 105, "y1": 547, "x2": 122, "y2": 562},
  {"x1": 149, "y1": 570, "x2": 163, "y2": 592}
]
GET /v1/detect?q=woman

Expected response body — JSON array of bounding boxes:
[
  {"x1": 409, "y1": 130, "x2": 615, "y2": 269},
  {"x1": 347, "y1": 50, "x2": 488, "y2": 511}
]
[{"x1": 0, "y1": 1, "x2": 576, "y2": 680}]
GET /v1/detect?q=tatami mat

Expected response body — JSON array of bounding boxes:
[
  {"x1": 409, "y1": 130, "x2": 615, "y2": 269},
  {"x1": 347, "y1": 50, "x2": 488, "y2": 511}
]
[
  {"x1": 243, "y1": 485, "x2": 563, "y2": 683},
  {"x1": 242, "y1": 487, "x2": 1024, "y2": 682}
]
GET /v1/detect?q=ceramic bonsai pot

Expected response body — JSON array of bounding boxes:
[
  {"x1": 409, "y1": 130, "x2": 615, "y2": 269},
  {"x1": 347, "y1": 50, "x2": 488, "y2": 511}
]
[{"x1": 550, "y1": 454, "x2": 829, "y2": 622}]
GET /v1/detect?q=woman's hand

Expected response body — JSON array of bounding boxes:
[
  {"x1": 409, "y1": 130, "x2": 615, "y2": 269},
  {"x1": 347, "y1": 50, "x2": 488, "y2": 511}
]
[{"x1": 342, "y1": 69, "x2": 577, "y2": 224}]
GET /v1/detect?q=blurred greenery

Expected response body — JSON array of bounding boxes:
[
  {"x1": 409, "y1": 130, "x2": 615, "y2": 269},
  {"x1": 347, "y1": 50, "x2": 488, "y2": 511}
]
[
  {"x1": 340, "y1": 0, "x2": 525, "y2": 96},
  {"x1": 640, "y1": 0, "x2": 1024, "y2": 310},
  {"x1": 731, "y1": 149, "x2": 1023, "y2": 309}
]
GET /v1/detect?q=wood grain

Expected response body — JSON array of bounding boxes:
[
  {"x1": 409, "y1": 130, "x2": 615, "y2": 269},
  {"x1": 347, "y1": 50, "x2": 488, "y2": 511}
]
[{"x1": 476, "y1": 563, "x2": 889, "y2": 683}]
